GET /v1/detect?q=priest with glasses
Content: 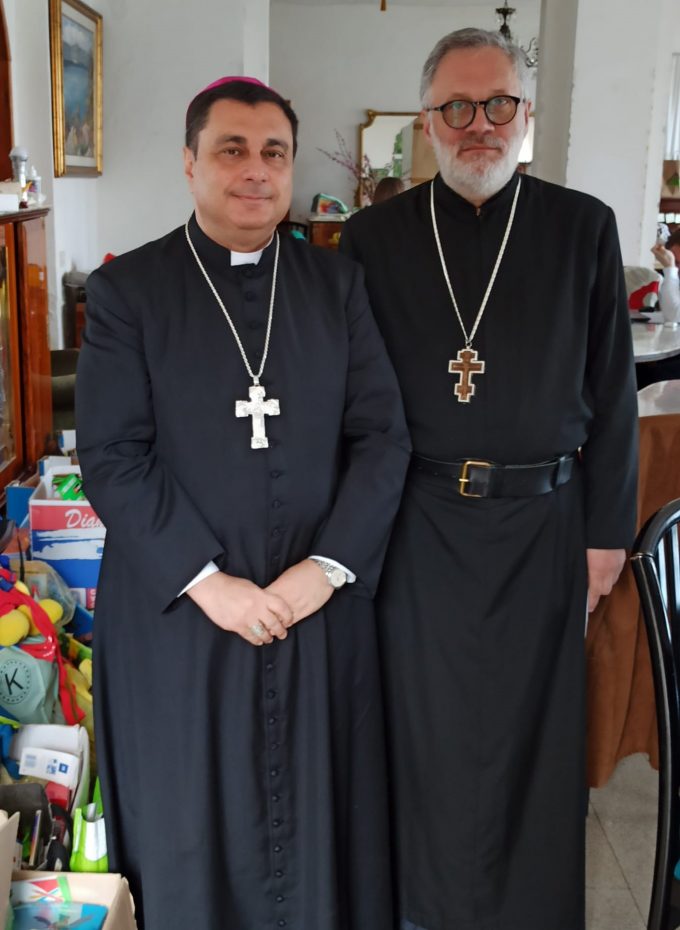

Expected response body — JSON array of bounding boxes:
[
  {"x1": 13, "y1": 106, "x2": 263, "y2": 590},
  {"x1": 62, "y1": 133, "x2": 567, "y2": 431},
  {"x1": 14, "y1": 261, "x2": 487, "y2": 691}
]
[{"x1": 341, "y1": 27, "x2": 637, "y2": 930}]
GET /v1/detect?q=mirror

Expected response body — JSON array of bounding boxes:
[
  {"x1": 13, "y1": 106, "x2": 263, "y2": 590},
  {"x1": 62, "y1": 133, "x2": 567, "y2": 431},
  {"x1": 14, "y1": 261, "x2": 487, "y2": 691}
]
[{"x1": 358, "y1": 110, "x2": 438, "y2": 203}]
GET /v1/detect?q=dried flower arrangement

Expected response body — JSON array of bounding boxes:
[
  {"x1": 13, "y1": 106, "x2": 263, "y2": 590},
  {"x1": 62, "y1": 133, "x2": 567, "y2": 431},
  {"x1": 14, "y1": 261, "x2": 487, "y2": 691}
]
[{"x1": 317, "y1": 131, "x2": 376, "y2": 205}]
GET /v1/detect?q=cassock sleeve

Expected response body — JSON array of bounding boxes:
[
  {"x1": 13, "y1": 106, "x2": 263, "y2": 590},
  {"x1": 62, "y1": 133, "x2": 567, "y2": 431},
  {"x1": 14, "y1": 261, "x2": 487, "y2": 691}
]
[
  {"x1": 582, "y1": 207, "x2": 639, "y2": 549},
  {"x1": 311, "y1": 264, "x2": 411, "y2": 597},
  {"x1": 75, "y1": 268, "x2": 226, "y2": 613}
]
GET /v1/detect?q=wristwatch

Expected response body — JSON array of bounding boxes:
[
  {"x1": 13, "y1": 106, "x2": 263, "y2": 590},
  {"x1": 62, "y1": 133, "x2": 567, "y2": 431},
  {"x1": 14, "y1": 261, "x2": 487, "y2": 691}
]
[{"x1": 310, "y1": 558, "x2": 348, "y2": 589}]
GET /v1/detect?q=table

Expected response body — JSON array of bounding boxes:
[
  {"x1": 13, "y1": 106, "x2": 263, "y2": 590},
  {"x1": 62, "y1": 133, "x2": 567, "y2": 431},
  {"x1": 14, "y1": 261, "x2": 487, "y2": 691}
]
[
  {"x1": 308, "y1": 217, "x2": 346, "y2": 250},
  {"x1": 632, "y1": 314, "x2": 680, "y2": 362},
  {"x1": 637, "y1": 379, "x2": 680, "y2": 416},
  {"x1": 586, "y1": 403, "x2": 680, "y2": 786}
]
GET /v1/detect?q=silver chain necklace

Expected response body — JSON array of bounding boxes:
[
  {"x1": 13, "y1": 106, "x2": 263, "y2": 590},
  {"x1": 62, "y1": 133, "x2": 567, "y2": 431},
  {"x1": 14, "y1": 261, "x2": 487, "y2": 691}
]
[
  {"x1": 185, "y1": 221, "x2": 281, "y2": 449},
  {"x1": 430, "y1": 177, "x2": 521, "y2": 403}
]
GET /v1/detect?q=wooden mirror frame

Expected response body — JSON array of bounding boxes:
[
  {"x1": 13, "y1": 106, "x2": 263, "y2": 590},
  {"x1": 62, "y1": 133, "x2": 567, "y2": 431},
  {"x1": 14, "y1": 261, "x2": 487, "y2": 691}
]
[{"x1": 358, "y1": 109, "x2": 419, "y2": 179}]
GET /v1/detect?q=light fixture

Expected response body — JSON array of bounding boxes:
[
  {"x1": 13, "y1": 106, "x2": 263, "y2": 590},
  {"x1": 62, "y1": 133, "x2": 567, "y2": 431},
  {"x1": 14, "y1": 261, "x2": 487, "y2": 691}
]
[{"x1": 495, "y1": 4, "x2": 539, "y2": 68}]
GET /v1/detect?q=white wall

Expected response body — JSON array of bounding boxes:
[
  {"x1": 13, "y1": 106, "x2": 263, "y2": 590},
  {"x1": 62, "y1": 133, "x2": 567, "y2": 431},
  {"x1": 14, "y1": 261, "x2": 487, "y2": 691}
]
[
  {"x1": 566, "y1": 0, "x2": 677, "y2": 264},
  {"x1": 270, "y1": 2, "x2": 540, "y2": 220},
  {"x1": 5, "y1": 0, "x2": 61, "y2": 343},
  {"x1": 531, "y1": 0, "x2": 578, "y2": 187},
  {"x1": 96, "y1": 0, "x2": 269, "y2": 260},
  {"x1": 4, "y1": 0, "x2": 270, "y2": 346}
]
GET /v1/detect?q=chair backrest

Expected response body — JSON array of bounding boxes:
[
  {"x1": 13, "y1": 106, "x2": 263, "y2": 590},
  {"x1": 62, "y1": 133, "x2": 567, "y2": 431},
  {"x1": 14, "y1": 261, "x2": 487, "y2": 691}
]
[{"x1": 632, "y1": 497, "x2": 680, "y2": 930}]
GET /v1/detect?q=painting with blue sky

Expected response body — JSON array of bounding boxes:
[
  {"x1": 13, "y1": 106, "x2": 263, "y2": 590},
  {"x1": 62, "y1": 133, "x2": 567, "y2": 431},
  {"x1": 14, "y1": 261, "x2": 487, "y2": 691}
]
[{"x1": 62, "y1": 13, "x2": 95, "y2": 158}]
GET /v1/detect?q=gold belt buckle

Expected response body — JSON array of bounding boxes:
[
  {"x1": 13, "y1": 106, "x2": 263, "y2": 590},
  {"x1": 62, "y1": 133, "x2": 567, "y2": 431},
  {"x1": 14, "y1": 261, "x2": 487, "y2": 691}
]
[{"x1": 459, "y1": 460, "x2": 492, "y2": 497}]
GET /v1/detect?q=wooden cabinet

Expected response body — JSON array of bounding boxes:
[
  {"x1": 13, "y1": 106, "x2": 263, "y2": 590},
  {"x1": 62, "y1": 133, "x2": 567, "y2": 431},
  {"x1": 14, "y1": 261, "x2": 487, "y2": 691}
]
[
  {"x1": 309, "y1": 219, "x2": 345, "y2": 250},
  {"x1": 0, "y1": 208, "x2": 52, "y2": 493}
]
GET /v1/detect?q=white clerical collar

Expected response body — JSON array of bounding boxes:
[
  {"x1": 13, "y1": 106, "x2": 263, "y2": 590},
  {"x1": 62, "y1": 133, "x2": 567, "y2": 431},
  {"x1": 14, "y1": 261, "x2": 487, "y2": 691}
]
[{"x1": 230, "y1": 234, "x2": 274, "y2": 267}]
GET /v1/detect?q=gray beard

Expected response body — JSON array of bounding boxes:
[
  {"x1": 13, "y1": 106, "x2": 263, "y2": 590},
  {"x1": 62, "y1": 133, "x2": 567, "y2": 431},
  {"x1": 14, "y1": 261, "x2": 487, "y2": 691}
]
[{"x1": 431, "y1": 130, "x2": 525, "y2": 203}]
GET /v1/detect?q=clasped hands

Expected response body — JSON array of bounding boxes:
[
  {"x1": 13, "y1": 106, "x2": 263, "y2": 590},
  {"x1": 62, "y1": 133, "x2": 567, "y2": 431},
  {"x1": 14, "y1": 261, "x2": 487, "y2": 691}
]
[{"x1": 187, "y1": 559, "x2": 334, "y2": 646}]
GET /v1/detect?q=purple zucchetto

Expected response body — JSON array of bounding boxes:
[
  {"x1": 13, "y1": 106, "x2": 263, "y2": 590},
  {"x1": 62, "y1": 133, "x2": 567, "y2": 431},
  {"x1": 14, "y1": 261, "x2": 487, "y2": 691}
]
[{"x1": 187, "y1": 76, "x2": 274, "y2": 115}]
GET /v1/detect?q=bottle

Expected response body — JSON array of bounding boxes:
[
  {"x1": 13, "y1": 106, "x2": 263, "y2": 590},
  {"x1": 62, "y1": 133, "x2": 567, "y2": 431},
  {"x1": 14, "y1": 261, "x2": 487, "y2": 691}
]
[{"x1": 28, "y1": 166, "x2": 41, "y2": 200}]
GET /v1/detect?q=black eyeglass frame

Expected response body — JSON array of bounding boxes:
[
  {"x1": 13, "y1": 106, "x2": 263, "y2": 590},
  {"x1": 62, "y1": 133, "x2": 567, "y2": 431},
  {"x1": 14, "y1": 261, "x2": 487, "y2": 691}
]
[{"x1": 425, "y1": 95, "x2": 525, "y2": 130}]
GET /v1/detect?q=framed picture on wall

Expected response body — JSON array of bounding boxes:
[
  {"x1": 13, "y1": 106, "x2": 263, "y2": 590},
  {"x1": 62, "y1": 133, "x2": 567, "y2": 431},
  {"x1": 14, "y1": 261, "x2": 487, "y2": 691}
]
[{"x1": 49, "y1": 0, "x2": 103, "y2": 177}]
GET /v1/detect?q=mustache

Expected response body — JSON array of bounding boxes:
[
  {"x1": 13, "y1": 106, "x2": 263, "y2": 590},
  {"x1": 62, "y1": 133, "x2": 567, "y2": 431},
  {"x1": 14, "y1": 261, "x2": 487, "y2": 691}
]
[{"x1": 457, "y1": 135, "x2": 506, "y2": 152}]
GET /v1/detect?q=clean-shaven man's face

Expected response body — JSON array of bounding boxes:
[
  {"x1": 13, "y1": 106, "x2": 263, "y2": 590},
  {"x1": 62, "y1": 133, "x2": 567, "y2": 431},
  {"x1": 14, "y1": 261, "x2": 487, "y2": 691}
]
[
  {"x1": 184, "y1": 98, "x2": 294, "y2": 249},
  {"x1": 423, "y1": 46, "x2": 529, "y2": 203}
]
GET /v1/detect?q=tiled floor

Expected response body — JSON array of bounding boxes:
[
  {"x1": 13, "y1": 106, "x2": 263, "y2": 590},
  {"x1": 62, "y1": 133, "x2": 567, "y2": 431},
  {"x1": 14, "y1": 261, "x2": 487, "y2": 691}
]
[{"x1": 587, "y1": 753, "x2": 659, "y2": 930}]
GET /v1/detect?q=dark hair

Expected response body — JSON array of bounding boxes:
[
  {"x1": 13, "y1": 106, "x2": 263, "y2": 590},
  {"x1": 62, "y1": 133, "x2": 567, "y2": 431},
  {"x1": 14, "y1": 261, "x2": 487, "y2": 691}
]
[
  {"x1": 372, "y1": 176, "x2": 405, "y2": 205},
  {"x1": 185, "y1": 81, "x2": 298, "y2": 157},
  {"x1": 667, "y1": 228, "x2": 680, "y2": 251}
]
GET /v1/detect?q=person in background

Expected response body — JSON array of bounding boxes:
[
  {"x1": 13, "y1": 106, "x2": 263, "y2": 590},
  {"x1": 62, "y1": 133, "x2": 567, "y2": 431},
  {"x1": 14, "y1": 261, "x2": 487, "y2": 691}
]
[
  {"x1": 76, "y1": 76, "x2": 410, "y2": 930},
  {"x1": 652, "y1": 227, "x2": 680, "y2": 324},
  {"x1": 372, "y1": 175, "x2": 405, "y2": 205}
]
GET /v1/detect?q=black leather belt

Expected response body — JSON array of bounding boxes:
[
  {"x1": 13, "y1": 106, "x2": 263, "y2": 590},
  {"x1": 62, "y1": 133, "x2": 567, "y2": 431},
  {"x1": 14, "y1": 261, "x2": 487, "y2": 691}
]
[{"x1": 410, "y1": 453, "x2": 576, "y2": 498}]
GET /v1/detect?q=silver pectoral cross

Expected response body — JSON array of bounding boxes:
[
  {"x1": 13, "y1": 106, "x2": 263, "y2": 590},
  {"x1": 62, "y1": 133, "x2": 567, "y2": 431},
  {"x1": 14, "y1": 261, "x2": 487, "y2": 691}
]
[{"x1": 235, "y1": 383, "x2": 280, "y2": 449}]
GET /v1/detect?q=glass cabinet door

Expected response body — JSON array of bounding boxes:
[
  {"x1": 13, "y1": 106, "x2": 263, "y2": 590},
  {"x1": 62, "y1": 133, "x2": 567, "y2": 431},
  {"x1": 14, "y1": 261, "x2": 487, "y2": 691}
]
[{"x1": 0, "y1": 222, "x2": 24, "y2": 486}]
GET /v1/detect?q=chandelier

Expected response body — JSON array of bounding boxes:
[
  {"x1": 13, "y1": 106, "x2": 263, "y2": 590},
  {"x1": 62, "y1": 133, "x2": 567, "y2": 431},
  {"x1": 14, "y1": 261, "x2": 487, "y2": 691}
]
[{"x1": 495, "y1": 4, "x2": 539, "y2": 68}]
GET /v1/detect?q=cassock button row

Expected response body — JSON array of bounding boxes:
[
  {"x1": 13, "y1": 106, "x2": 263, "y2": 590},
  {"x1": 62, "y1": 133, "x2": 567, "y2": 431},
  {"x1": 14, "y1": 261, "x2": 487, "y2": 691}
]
[
  {"x1": 272, "y1": 819, "x2": 282, "y2": 827},
  {"x1": 272, "y1": 794, "x2": 280, "y2": 802},
  {"x1": 272, "y1": 528, "x2": 281, "y2": 537},
  {"x1": 268, "y1": 717, "x2": 277, "y2": 725},
  {"x1": 270, "y1": 471, "x2": 282, "y2": 479},
  {"x1": 276, "y1": 895, "x2": 285, "y2": 903},
  {"x1": 270, "y1": 768, "x2": 279, "y2": 777},
  {"x1": 275, "y1": 869, "x2": 284, "y2": 877},
  {"x1": 272, "y1": 500, "x2": 282, "y2": 509},
  {"x1": 271, "y1": 742, "x2": 279, "y2": 750},
  {"x1": 266, "y1": 662, "x2": 274, "y2": 671},
  {"x1": 267, "y1": 689, "x2": 277, "y2": 699},
  {"x1": 278, "y1": 921, "x2": 286, "y2": 927},
  {"x1": 274, "y1": 844, "x2": 283, "y2": 853}
]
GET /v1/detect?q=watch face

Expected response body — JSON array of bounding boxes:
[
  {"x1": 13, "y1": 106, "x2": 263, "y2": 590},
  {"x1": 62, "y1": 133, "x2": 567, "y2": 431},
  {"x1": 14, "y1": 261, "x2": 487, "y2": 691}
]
[{"x1": 328, "y1": 567, "x2": 347, "y2": 588}]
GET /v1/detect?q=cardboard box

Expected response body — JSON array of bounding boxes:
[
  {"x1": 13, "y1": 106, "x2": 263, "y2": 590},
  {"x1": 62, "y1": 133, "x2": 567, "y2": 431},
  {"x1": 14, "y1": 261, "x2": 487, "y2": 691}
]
[
  {"x1": 6, "y1": 474, "x2": 39, "y2": 526},
  {"x1": 56, "y1": 431, "x2": 77, "y2": 457},
  {"x1": 0, "y1": 811, "x2": 137, "y2": 930},
  {"x1": 29, "y1": 468, "x2": 105, "y2": 611}
]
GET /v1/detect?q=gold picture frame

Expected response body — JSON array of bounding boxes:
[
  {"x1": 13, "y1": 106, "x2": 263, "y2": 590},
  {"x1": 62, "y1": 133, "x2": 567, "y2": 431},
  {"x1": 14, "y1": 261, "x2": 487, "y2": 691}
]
[{"x1": 49, "y1": 0, "x2": 103, "y2": 177}]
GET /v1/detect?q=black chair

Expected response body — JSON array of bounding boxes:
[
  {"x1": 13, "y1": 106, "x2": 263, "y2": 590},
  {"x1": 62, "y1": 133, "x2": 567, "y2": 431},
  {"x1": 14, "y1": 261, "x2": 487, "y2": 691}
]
[{"x1": 632, "y1": 498, "x2": 680, "y2": 930}]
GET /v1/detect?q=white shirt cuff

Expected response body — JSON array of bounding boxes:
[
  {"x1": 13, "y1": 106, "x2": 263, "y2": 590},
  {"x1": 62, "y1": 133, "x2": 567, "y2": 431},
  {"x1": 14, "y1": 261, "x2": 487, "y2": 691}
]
[
  {"x1": 179, "y1": 560, "x2": 220, "y2": 597},
  {"x1": 309, "y1": 555, "x2": 356, "y2": 583},
  {"x1": 666, "y1": 266, "x2": 679, "y2": 279}
]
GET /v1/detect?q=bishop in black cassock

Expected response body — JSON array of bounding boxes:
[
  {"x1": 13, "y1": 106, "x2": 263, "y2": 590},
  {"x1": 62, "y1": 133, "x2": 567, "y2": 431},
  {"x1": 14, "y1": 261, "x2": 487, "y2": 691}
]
[
  {"x1": 340, "y1": 30, "x2": 638, "y2": 930},
  {"x1": 76, "y1": 79, "x2": 410, "y2": 930}
]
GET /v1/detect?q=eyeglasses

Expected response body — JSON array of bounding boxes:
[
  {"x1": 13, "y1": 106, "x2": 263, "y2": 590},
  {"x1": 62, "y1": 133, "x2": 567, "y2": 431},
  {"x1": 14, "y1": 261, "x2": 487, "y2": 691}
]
[{"x1": 426, "y1": 95, "x2": 524, "y2": 130}]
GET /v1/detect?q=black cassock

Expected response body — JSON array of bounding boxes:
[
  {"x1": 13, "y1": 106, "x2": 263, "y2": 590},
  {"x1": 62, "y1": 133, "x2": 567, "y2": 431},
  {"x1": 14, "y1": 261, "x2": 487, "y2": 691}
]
[
  {"x1": 75, "y1": 216, "x2": 411, "y2": 930},
  {"x1": 340, "y1": 173, "x2": 638, "y2": 930}
]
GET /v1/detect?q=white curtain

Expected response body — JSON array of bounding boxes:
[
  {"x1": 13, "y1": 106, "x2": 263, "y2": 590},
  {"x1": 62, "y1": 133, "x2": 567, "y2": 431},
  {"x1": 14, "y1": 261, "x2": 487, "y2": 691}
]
[{"x1": 667, "y1": 54, "x2": 680, "y2": 159}]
